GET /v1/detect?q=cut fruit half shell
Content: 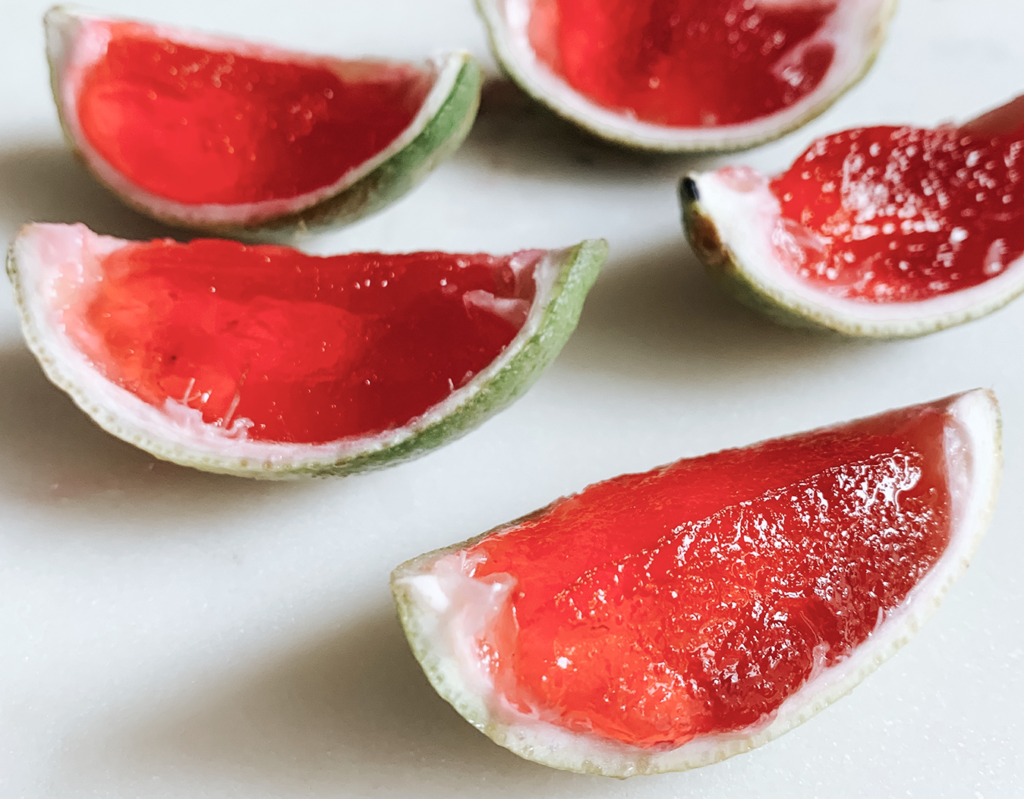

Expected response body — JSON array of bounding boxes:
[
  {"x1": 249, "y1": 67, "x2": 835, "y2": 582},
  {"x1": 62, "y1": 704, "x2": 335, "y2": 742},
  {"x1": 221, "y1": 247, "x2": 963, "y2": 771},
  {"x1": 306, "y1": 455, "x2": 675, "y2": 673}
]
[
  {"x1": 7, "y1": 223, "x2": 607, "y2": 478},
  {"x1": 46, "y1": 6, "x2": 482, "y2": 238},
  {"x1": 393, "y1": 390, "x2": 1000, "y2": 776},
  {"x1": 476, "y1": 0, "x2": 897, "y2": 152},
  {"x1": 681, "y1": 95, "x2": 1024, "y2": 337}
]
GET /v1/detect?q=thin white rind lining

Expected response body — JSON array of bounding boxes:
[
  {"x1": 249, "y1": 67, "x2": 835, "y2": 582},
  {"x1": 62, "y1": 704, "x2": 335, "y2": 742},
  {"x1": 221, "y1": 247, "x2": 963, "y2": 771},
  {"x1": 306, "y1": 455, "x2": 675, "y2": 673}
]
[
  {"x1": 477, "y1": 0, "x2": 896, "y2": 152},
  {"x1": 7, "y1": 222, "x2": 583, "y2": 478},
  {"x1": 45, "y1": 5, "x2": 468, "y2": 227},
  {"x1": 392, "y1": 390, "x2": 1001, "y2": 777},
  {"x1": 690, "y1": 170, "x2": 1024, "y2": 337}
]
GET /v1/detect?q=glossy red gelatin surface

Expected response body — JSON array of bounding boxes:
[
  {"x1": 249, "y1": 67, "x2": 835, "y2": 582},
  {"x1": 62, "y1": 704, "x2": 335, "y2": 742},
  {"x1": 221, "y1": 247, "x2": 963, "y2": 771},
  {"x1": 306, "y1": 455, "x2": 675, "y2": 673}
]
[
  {"x1": 770, "y1": 124, "x2": 1024, "y2": 302},
  {"x1": 64, "y1": 240, "x2": 537, "y2": 444},
  {"x1": 527, "y1": 0, "x2": 836, "y2": 127},
  {"x1": 76, "y1": 22, "x2": 434, "y2": 205},
  {"x1": 465, "y1": 402, "x2": 953, "y2": 748}
]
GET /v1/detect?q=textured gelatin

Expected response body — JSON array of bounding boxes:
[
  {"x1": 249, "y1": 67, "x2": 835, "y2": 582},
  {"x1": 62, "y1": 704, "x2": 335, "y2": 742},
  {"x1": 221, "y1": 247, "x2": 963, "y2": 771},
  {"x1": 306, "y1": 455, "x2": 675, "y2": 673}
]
[
  {"x1": 77, "y1": 22, "x2": 434, "y2": 205},
  {"x1": 63, "y1": 239, "x2": 537, "y2": 444},
  {"x1": 465, "y1": 403, "x2": 953, "y2": 748},
  {"x1": 771, "y1": 124, "x2": 1024, "y2": 302},
  {"x1": 527, "y1": 0, "x2": 836, "y2": 127}
]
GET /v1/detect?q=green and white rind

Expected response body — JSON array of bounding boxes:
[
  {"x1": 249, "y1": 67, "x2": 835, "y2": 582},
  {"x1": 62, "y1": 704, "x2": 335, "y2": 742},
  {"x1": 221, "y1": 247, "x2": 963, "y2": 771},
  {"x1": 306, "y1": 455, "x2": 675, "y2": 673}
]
[
  {"x1": 682, "y1": 171, "x2": 1024, "y2": 337},
  {"x1": 475, "y1": 0, "x2": 897, "y2": 153},
  {"x1": 45, "y1": 6, "x2": 482, "y2": 239},
  {"x1": 253, "y1": 57, "x2": 481, "y2": 240},
  {"x1": 392, "y1": 390, "x2": 1001, "y2": 777},
  {"x1": 6, "y1": 223, "x2": 607, "y2": 478}
]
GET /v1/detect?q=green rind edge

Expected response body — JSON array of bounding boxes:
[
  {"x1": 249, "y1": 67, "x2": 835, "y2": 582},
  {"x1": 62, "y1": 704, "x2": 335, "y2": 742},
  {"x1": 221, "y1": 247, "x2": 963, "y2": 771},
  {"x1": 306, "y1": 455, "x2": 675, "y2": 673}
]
[
  {"x1": 680, "y1": 188, "x2": 829, "y2": 333},
  {"x1": 7, "y1": 235, "x2": 607, "y2": 479},
  {"x1": 48, "y1": 26, "x2": 482, "y2": 238},
  {"x1": 680, "y1": 180, "x2": 1024, "y2": 339},
  {"x1": 474, "y1": 0, "x2": 897, "y2": 154},
  {"x1": 246, "y1": 56, "x2": 483, "y2": 239},
  {"x1": 296, "y1": 238, "x2": 608, "y2": 476}
]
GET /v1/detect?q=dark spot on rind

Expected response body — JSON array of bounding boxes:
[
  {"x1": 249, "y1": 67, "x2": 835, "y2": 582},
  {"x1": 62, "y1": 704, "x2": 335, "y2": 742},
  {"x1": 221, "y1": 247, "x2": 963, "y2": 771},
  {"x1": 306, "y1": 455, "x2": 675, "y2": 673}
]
[
  {"x1": 680, "y1": 176, "x2": 700, "y2": 203},
  {"x1": 681, "y1": 203, "x2": 725, "y2": 268}
]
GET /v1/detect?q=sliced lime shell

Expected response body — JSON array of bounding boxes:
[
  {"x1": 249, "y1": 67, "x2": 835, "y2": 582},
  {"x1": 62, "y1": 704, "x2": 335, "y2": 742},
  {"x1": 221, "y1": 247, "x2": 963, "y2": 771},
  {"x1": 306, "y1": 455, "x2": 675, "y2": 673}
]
[
  {"x1": 681, "y1": 171, "x2": 1024, "y2": 338},
  {"x1": 392, "y1": 390, "x2": 1001, "y2": 776},
  {"x1": 45, "y1": 6, "x2": 482, "y2": 239},
  {"x1": 7, "y1": 223, "x2": 607, "y2": 478},
  {"x1": 475, "y1": 0, "x2": 897, "y2": 153}
]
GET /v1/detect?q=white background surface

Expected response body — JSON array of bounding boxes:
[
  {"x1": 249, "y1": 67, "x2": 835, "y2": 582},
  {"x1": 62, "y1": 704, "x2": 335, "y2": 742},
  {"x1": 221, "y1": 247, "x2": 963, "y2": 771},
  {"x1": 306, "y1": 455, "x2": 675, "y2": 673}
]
[{"x1": 1, "y1": 0, "x2": 1022, "y2": 796}]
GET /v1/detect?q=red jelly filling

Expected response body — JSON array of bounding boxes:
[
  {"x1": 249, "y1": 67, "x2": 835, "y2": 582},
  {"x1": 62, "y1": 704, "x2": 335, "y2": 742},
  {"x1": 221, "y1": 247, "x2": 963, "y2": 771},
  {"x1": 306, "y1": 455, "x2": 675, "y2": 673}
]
[
  {"x1": 65, "y1": 240, "x2": 537, "y2": 444},
  {"x1": 771, "y1": 125, "x2": 1024, "y2": 302},
  {"x1": 527, "y1": 0, "x2": 836, "y2": 127},
  {"x1": 466, "y1": 402, "x2": 953, "y2": 748},
  {"x1": 77, "y1": 22, "x2": 434, "y2": 205}
]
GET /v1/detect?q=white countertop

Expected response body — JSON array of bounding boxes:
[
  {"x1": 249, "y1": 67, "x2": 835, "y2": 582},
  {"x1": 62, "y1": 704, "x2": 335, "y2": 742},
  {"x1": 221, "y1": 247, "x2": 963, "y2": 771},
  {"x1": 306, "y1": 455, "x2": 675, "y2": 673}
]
[{"x1": 1, "y1": 1, "x2": 1022, "y2": 796}]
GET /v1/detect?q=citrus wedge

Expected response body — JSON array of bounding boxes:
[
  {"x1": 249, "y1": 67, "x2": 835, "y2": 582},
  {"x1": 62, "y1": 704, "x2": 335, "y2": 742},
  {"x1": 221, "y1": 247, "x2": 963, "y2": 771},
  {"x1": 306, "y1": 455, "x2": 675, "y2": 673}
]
[
  {"x1": 393, "y1": 391, "x2": 1000, "y2": 776},
  {"x1": 6, "y1": 223, "x2": 606, "y2": 477},
  {"x1": 682, "y1": 94, "x2": 1024, "y2": 337},
  {"x1": 476, "y1": 0, "x2": 896, "y2": 152},
  {"x1": 45, "y1": 6, "x2": 481, "y2": 237}
]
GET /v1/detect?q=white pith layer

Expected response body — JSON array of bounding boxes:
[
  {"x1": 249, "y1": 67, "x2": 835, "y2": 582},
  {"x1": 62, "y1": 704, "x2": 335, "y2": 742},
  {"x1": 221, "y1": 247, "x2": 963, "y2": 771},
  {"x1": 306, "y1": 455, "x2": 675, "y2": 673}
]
[
  {"x1": 9, "y1": 223, "x2": 569, "y2": 476},
  {"x1": 46, "y1": 6, "x2": 468, "y2": 227},
  {"x1": 478, "y1": 0, "x2": 895, "y2": 150},
  {"x1": 393, "y1": 390, "x2": 1001, "y2": 777},
  {"x1": 692, "y1": 169, "x2": 1024, "y2": 336}
]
